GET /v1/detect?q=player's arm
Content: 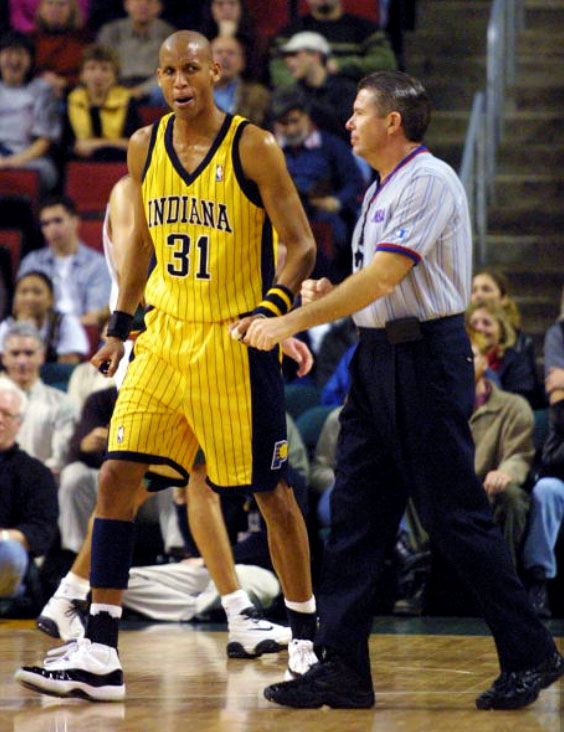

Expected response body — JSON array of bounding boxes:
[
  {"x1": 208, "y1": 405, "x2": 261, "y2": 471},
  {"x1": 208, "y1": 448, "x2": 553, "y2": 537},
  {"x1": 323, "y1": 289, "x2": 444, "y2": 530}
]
[
  {"x1": 239, "y1": 125, "x2": 316, "y2": 294},
  {"x1": 113, "y1": 127, "x2": 155, "y2": 313},
  {"x1": 244, "y1": 250, "x2": 414, "y2": 350},
  {"x1": 91, "y1": 127, "x2": 154, "y2": 375}
]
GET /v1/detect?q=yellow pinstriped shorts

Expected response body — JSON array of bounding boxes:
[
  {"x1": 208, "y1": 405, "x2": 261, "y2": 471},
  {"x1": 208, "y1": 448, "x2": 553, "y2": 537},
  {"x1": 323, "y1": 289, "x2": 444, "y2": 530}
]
[{"x1": 107, "y1": 308, "x2": 288, "y2": 492}]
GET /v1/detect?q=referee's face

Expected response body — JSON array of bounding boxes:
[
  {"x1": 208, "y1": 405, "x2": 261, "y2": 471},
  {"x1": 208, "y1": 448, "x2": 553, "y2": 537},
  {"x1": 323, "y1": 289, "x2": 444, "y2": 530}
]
[{"x1": 345, "y1": 88, "x2": 388, "y2": 164}]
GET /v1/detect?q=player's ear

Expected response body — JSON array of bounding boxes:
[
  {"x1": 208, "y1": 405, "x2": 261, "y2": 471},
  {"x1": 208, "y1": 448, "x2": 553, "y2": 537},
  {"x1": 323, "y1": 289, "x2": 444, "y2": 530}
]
[{"x1": 210, "y1": 60, "x2": 221, "y2": 84}]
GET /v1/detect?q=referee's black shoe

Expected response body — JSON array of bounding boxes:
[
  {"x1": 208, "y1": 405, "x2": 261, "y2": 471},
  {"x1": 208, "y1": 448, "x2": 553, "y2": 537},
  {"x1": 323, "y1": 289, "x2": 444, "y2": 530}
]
[
  {"x1": 476, "y1": 651, "x2": 564, "y2": 710},
  {"x1": 264, "y1": 655, "x2": 375, "y2": 709}
]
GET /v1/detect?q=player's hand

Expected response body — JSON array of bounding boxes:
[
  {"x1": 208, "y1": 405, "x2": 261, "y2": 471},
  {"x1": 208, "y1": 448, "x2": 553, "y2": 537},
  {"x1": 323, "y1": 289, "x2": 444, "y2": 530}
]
[
  {"x1": 244, "y1": 316, "x2": 294, "y2": 351},
  {"x1": 484, "y1": 470, "x2": 512, "y2": 496},
  {"x1": 91, "y1": 337, "x2": 124, "y2": 377},
  {"x1": 228, "y1": 314, "x2": 265, "y2": 343},
  {"x1": 301, "y1": 277, "x2": 334, "y2": 305},
  {"x1": 281, "y1": 337, "x2": 314, "y2": 377}
]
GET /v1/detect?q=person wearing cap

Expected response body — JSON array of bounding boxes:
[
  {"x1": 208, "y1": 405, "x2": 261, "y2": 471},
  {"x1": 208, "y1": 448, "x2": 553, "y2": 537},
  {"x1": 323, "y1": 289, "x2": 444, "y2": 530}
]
[
  {"x1": 270, "y1": 87, "x2": 363, "y2": 283},
  {"x1": 0, "y1": 30, "x2": 61, "y2": 192},
  {"x1": 269, "y1": 0, "x2": 396, "y2": 88},
  {"x1": 280, "y1": 31, "x2": 356, "y2": 142}
]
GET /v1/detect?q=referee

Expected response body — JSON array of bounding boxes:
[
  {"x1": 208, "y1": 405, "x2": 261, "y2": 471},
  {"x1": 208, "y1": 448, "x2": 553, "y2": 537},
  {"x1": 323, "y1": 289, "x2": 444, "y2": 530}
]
[{"x1": 241, "y1": 70, "x2": 564, "y2": 711}]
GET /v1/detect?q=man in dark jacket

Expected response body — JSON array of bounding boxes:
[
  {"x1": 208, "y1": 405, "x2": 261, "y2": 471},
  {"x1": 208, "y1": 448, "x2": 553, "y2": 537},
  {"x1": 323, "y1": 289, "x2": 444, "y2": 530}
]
[{"x1": 0, "y1": 378, "x2": 58, "y2": 598}]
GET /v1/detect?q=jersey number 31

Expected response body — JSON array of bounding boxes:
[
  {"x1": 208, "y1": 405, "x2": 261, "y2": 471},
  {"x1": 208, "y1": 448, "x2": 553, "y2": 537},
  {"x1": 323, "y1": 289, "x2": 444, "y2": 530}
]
[{"x1": 166, "y1": 233, "x2": 211, "y2": 280}]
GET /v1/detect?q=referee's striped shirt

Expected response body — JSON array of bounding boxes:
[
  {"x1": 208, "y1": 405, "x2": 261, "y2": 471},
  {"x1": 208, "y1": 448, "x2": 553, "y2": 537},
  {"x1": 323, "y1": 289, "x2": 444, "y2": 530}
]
[{"x1": 352, "y1": 147, "x2": 472, "y2": 328}]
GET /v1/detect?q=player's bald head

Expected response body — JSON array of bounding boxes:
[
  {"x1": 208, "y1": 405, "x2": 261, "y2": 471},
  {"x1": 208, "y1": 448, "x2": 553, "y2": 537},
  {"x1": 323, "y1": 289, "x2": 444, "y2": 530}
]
[{"x1": 160, "y1": 31, "x2": 213, "y2": 64}]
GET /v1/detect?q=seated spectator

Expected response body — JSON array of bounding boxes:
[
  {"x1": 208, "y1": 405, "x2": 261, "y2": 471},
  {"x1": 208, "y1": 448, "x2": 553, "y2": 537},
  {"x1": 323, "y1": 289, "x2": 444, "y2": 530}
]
[
  {"x1": 0, "y1": 31, "x2": 61, "y2": 193},
  {"x1": 18, "y1": 195, "x2": 111, "y2": 328},
  {"x1": 96, "y1": 0, "x2": 175, "y2": 105},
  {"x1": 280, "y1": 31, "x2": 356, "y2": 141},
  {"x1": 470, "y1": 336, "x2": 534, "y2": 567},
  {"x1": 9, "y1": 0, "x2": 90, "y2": 33},
  {"x1": 62, "y1": 44, "x2": 141, "y2": 163},
  {"x1": 466, "y1": 300, "x2": 544, "y2": 408},
  {"x1": 270, "y1": 87, "x2": 363, "y2": 282},
  {"x1": 0, "y1": 377, "x2": 58, "y2": 600},
  {"x1": 67, "y1": 359, "x2": 116, "y2": 413},
  {"x1": 201, "y1": 0, "x2": 264, "y2": 83},
  {"x1": 58, "y1": 384, "x2": 116, "y2": 553},
  {"x1": 32, "y1": 0, "x2": 92, "y2": 99},
  {"x1": 211, "y1": 35, "x2": 270, "y2": 127},
  {"x1": 0, "y1": 272, "x2": 89, "y2": 364},
  {"x1": 1, "y1": 322, "x2": 76, "y2": 477},
  {"x1": 522, "y1": 298, "x2": 564, "y2": 618},
  {"x1": 269, "y1": 0, "x2": 396, "y2": 88},
  {"x1": 471, "y1": 268, "x2": 543, "y2": 405}
]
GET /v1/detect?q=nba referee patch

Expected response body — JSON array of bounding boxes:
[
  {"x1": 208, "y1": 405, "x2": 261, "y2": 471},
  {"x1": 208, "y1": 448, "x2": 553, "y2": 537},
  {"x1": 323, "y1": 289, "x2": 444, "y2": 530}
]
[{"x1": 271, "y1": 440, "x2": 288, "y2": 470}]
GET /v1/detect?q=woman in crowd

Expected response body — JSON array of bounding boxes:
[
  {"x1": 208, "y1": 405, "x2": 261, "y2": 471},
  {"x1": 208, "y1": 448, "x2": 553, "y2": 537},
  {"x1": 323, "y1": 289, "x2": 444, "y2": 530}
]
[
  {"x1": 200, "y1": 0, "x2": 264, "y2": 82},
  {"x1": 466, "y1": 299, "x2": 543, "y2": 408},
  {"x1": 32, "y1": 0, "x2": 92, "y2": 99},
  {"x1": 0, "y1": 271, "x2": 89, "y2": 363}
]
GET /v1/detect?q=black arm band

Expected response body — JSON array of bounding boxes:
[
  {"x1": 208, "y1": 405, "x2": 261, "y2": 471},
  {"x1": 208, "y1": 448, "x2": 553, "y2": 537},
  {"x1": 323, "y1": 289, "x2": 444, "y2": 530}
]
[
  {"x1": 251, "y1": 284, "x2": 295, "y2": 319},
  {"x1": 106, "y1": 310, "x2": 134, "y2": 341}
]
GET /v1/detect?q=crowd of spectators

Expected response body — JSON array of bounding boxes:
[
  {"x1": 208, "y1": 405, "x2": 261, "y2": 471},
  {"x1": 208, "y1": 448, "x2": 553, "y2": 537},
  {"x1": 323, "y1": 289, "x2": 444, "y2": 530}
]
[{"x1": 0, "y1": 0, "x2": 562, "y2": 623}]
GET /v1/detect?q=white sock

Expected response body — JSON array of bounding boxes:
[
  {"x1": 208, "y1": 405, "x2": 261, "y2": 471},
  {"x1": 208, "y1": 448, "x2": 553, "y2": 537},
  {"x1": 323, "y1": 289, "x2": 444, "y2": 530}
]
[
  {"x1": 55, "y1": 571, "x2": 90, "y2": 600},
  {"x1": 221, "y1": 589, "x2": 252, "y2": 619},
  {"x1": 284, "y1": 597, "x2": 316, "y2": 614},
  {"x1": 90, "y1": 603, "x2": 122, "y2": 619}
]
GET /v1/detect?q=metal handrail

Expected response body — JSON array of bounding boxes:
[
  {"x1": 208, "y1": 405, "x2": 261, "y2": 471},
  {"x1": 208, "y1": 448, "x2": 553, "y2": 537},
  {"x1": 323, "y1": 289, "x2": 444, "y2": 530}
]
[
  {"x1": 461, "y1": 0, "x2": 525, "y2": 263},
  {"x1": 460, "y1": 92, "x2": 487, "y2": 264}
]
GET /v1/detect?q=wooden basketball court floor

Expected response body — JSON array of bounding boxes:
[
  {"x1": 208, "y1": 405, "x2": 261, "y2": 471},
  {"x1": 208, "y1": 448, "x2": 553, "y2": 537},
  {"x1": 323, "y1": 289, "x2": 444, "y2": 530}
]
[{"x1": 0, "y1": 617, "x2": 562, "y2": 732}]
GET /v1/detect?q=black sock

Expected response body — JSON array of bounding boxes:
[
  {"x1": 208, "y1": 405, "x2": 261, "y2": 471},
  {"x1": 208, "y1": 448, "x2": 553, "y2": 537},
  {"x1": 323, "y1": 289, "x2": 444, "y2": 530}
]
[
  {"x1": 86, "y1": 611, "x2": 119, "y2": 649},
  {"x1": 286, "y1": 607, "x2": 317, "y2": 641}
]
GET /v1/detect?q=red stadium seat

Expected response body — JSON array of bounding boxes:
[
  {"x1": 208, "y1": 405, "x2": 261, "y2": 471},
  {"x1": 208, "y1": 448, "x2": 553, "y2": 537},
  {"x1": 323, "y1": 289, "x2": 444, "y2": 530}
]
[
  {"x1": 79, "y1": 216, "x2": 104, "y2": 253},
  {"x1": 138, "y1": 106, "x2": 169, "y2": 127},
  {"x1": 0, "y1": 228, "x2": 23, "y2": 280},
  {"x1": 64, "y1": 161, "x2": 128, "y2": 215},
  {"x1": 0, "y1": 169, "x2": 40, "y2": 213}
]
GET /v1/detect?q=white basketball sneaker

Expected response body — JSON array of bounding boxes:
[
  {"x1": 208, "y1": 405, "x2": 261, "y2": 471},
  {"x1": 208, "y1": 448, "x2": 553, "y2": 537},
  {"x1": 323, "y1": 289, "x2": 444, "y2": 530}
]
[
  {"x1": 285, "y1": 638, "x2": 319, "y2": 680},
  {"x1": 36, "y1": 596, "x2": 87, "y2": 641},
  {"x1": 226, "y1": 606, "x2": 292, "y2": 658},
  {"x1": 15, "y1": 638, "x2": 125, "y2": 701}
]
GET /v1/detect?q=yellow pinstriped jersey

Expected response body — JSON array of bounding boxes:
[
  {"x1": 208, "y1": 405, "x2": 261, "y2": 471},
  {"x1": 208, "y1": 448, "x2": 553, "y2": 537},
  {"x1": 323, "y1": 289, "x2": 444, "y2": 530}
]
[{"x1": 142, "y1": 113, "x2": 278, "y2": 322}]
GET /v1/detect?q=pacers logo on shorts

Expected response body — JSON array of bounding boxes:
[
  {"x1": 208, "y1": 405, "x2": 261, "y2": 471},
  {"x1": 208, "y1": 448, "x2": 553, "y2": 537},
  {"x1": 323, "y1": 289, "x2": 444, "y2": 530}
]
[
  {"x1": 271, "y1": 440, "x2": 288, "y2": 470},
  {"x1": 117, "y1": 426, "x2": 125, "y2": 444}
]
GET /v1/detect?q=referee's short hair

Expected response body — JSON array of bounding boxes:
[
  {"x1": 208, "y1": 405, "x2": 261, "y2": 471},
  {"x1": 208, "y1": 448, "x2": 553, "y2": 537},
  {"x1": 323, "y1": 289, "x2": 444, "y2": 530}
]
[{"x1": 358, "y1": 70, "x2": 431, "y2": 142}]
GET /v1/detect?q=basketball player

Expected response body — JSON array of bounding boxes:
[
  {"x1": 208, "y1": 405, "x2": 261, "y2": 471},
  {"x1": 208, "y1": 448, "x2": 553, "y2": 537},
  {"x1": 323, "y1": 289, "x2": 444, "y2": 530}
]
[
  {"x1": 36, "y1": 176, "x2": 304, "y2": 657},
  {"x1": 16, "y1": 31, "x2": 318, "y2": 701}
]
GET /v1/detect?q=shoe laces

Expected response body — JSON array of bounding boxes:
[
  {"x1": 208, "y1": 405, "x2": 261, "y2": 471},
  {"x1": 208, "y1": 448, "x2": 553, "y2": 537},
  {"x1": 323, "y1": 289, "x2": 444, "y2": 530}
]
[
  {"x1": 289, "y1": 639, "x2": 317, "y2": 674},
  {"x1": 43, "y1": 638, "x2": 89, "y2": 666}
]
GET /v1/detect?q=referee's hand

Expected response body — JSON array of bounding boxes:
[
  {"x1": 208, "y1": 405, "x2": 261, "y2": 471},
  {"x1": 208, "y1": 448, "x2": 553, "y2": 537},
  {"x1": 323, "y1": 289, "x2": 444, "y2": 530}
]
[
  {"x1": 301, "y1": 277, "x2": 333, "y2": 306},
  {"x1": 91, "y1": 338, "x2": 125, "y2": 378}
]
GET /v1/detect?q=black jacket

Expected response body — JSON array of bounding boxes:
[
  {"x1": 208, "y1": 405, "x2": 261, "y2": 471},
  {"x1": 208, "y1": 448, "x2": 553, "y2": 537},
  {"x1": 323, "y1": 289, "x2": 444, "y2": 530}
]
[{"x1": 0, "y1": 444, "x2": 58, "y2": 556}]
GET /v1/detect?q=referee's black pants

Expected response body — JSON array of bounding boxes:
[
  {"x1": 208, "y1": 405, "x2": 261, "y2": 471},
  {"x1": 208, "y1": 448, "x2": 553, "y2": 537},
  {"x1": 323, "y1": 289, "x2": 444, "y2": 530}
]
[{"x1": 316, "y1": 314, "x2": 556, "y2": 681}]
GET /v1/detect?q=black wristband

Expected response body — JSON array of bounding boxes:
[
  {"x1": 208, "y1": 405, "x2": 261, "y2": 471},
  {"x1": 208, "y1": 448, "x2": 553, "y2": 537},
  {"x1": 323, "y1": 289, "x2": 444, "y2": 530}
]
[
  {"x1": 251, "y1": 284, "x2": 294, "y2": 319},
  {"x1": 106, "y1": 310, "x2": 133, "y2": 341}
]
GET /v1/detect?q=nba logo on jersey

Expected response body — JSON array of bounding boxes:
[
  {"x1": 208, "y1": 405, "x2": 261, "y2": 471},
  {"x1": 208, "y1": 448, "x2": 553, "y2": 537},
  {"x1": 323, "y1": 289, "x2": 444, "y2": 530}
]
[
  {"x1": 271, "y1": 440, "x2": 288, "y2": 470},
  {"x1": 373, "y1": 209, "x2": 385, "y2": 222},
  {"x1": 117, "y1": 426, "x2": 124, "y2": 444},
  {"x1": 215, "y1": 164, "x2": 224, "y2": 182}
]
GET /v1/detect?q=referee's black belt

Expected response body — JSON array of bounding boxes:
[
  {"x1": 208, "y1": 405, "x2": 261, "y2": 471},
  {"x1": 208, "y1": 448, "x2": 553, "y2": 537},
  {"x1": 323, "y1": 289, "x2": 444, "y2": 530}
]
[{"x1": 358, "y1": 313, "x2": 464, "y2": 345}]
